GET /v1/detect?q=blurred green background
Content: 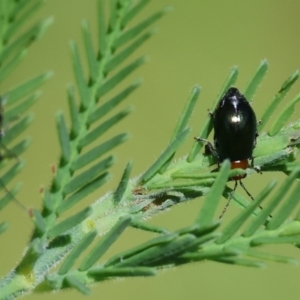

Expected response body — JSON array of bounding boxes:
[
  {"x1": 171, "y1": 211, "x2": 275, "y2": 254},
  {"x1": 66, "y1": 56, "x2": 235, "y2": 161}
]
[{"x1": 1, "y1": 1, "x2": 300, "y2": 299}]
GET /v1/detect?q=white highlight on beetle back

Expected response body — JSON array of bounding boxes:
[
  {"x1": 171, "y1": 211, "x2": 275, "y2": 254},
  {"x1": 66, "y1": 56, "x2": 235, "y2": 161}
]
[{"x1": 231, "y1": 115, "x2": 241, "y2": 123}]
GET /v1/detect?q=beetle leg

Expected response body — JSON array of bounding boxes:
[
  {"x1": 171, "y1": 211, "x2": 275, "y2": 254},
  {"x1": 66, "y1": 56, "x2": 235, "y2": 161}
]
[
  {"x1": 219, "y1": 181, "x2": 237, "y2": 219},
  {"x1": 194, "y1": 137, "x2": 219, "y2": 159}
]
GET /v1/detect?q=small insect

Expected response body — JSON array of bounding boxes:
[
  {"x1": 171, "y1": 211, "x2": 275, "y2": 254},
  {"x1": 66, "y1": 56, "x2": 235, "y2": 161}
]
[
  {"x1": 0, "y1": 96, "x2": 25, "y2": 210},
  {"x1": 195, "y1": 87, "x2": 258, "y2": 218}
]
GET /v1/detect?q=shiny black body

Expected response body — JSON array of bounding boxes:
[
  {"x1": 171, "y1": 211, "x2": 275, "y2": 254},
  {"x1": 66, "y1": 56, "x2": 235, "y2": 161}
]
[{"x1": 213, "y1": 87, "x2": 257, "y2": 163}]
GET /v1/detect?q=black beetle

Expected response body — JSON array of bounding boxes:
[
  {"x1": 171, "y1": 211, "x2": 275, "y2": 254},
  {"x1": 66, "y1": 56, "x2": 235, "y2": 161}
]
[{"x1": 195, "y1": 87, "x2": 259, "y2": 217}]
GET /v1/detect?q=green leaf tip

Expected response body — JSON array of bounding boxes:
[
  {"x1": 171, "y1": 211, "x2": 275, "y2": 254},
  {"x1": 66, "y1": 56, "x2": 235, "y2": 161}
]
[
  {"x1": 48, "y1": 207, "x2": 92, "y2": 239},
  {"x1": 0, "y1": 222, "x2": 8, "y2": 235},
  {"x1": 120, "y1": 0, "x2": 151, "y2": 27},
  {"x1": 37, "y1": 16, "x2": 54, "y2": 37},
  {"x1": 79, "y1": 107, "x2": 133, "y2": 149},
  {"x1": 96, "y1": 57, "x2": 146, "y2": 99},
  {"x1": 59, "y1": 230, "x2": 97, "y2": 275},
  {"x1": 33, "y1": 209, "x2": 46, "y2": 235},
  {"x1": 69, "y1": 40, "x2": 90, "y2": 109},
  {"x1": 6, "y1": 71, "x2": 53, "y2": 105},
  {"x1": 81, "y1": 19, "x2": 98, "y2": 83},
  {"x1": 1, "y1": 161, "x2": 25, "y2": 187},
  {"x1": 170, "y1": 85, "x2": 200, "y2": 142},
  {"x1": 114, "y1": 6, "x2": 171, "y2": 48},
  {"x1": 88, "y1": 267, "x2": 157, "y2": 280},
  {"x1": 258, "y1": 69, "x2": 299, "y2": 132},
  {"x1": 269, "y1": 93, "x2": 300, "y2": 136},
  {"x1": 105, "y1": 31, "x2": 154, "y2": 74},
  {"x1": 244, "y1": 59, "x2": 268, "y2": 101},
  {"x1": 195, "y1": 160, "x2": 231, "y2": 226},
  {"x1": 267, "y1": 167, "x2": 300, "y2": 230},
  {"x1": 72, "y1": 133, "x2": 129, "y2": 172},
  {"x1": 114, "y1": 234, "x2": 196, "y2": 268},
  {"x1": 0, "y1": 50, "x2": 27, "y2": 83},
  {"x1": 56, "y1": 112, "x2": 70, "y2": 165},
  {"x1": 63, "y1": 156, "x2": 115, "y2": 195},
  {"x1": 138, "y1": 128, "x2": 191, "y2": 184},
  {"x1": 114, "y1": 160, "x2": 133, "y2": 205},
  {"x1": 245, "y1": 248, "x2": 298, "y2": 265},
  {"x1": 57, "y1": 173, "x2": 110, "y2": 215},
  {"x1": 65, "y1": 275, "x2": 91, "y2": 295},
  {"x1": 88, "y1": 80, "x2": 141, "y2": 126}
]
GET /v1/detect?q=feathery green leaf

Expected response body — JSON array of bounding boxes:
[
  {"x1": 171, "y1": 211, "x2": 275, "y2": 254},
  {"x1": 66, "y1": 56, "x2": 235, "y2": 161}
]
[
  {"x1": 245, "y1": 248, "x2": 297, "y2": 265},
  {"x1": 72, "y1": 133, "x2": 128, "y2": 171},
  {"x1": 88, "y1": 266, "x2": 156, "y2": 280},
  {"x1": 121, "y1": 0, "x2": 150, "y2": 27},
  {"x1": 114, "y1": 7, "x2": 171, "y2": 48},
  {"x1": 0, "y1": 161, "x2": 24, "y2": 187},
  {"x1": 2, "y1": 114, "x2": 33, "y2": 145},
  {"x1": 57, "y1": 173, "x2": 110, "y2": 215},
  {"x1": 212, "y1": 257, "x2": 265, "y2": 268},
  {"x1": 196, "y1": 160, "x2": 230, "y2": 226},
  {"x1": 0, "y1": 50, "x2": 27, "y2": 83},
  {"x1": 65, "y1": 275, "x2": 91, "y2": 295},
  {"x1": 243, "y1": 59, "x2": 268, "y2": 101},
  {"x1": 104, "y1": 233, "x2": 178, "y2": 267},
  {"x1": 171, "y1": 86, "x2": 200, "y2": 142},
  {"x1": 106, "y1": 31, "x2": 153, "y2": 73},
  {"x1": 82, "y1": 20, "x2": 98, "y2": 84},
  {"x1": 114, "y1": 160, "x2": 133, "y2": 205},
  {"x1": 259, "y1": 70, "x2": 299, "y2": 132},
  {"x1": 243, "y1": 168, "x2": 300, "y2": 236},
  {"x1": 79, "y1": 107, "x2": 133, "y2": 148},
  {"x1": 130, "y1": 220, "x2": 169, "y2": 234},
  {"x1": 267, "y1": 175, "x2": 300, "y2": 230},
  {"x1": 56, "y1": 112, "x2": 71, "y2": 165},
  {"x1": 97, "y1": 0, "x2": 106, "y2": 57},
  {"x1": 5, "y1": 72, "x2": 53, "y2": 104},
  {"x1": 48, "y1": 207, "x2": 92, "y2": 239},
  {"x1": 5, "y1": 92, "x2": 39, "y2": 121},
  {"x1": 0, "y1": 222, "x2": 8, "y2": 235},
  {"x1": 88, "y1": 80, "x2": 141, "y2": 126},
  {"x1": 96, "y1": 57, "x2": 146, "y2": 99},
  {"x1": 59, "y1": 230, "x2": 97, "y2": 275},
  {"x1": 251, "y1": 235, "x2": 300, "y2": 246},
  {"x1": 114, "y1": 234, "x2": 196, "y2": 268},
  {"x1": 139, "y1": 128, "x2": 191, "y2": 184},
  {"x1": 67, "y1": 84, "x2": 80, "y2": 138},
  {"x1": 0, "y1": 17, "x2": 53, "y2": 63},
  {"x1": 32, "y1": 209, "x2": 46, "y2": 235},
  {"x1": 5, "y1": 2, "x2": 44, "y2": 36},
  {"x1": 269, "y1": 93, "x2": 300, "y2": 136},
  {"x1": 64, "y1": 156, "x2": 114, "y2": 195},
  {"x1": 70, "y1": 41, "x2": 90, "y2": 109}
]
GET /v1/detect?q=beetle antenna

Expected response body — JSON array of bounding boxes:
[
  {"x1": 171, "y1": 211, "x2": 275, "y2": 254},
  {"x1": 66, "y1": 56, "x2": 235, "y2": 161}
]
[{"x1": 219, "y1": 181, "x2": 238, "y2": 219}]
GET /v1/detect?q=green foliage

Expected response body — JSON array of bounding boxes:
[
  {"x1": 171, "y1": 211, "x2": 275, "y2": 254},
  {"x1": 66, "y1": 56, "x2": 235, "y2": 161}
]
[
  {"x1": 1, "y1": 1, "x2": 300, "y2": 299},
  {"x1": 0, "y1": 0, "x2": 52, "y2": 214}
]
